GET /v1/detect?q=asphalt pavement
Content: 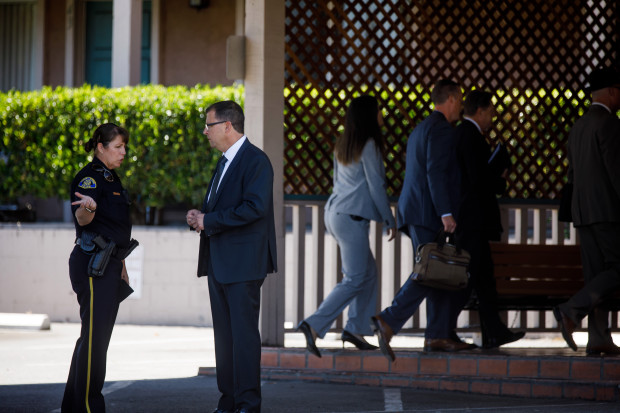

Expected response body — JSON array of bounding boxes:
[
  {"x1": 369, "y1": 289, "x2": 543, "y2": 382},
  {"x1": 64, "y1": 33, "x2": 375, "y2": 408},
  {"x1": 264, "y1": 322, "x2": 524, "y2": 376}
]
[{"x1": 1, "y1": 323, "x2": 618, "y2": 413}]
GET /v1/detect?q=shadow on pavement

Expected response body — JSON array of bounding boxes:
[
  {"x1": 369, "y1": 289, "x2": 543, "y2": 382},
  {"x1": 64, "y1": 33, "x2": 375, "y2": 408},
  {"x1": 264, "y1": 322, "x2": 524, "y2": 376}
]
[{"x1": 1, "y1": 376, "x2": 619, "y2": 413}]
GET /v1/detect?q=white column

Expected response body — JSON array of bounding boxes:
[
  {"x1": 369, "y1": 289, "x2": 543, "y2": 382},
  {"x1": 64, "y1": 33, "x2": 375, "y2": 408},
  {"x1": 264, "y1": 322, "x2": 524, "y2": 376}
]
[
  {"x1": 244, "y1": 0, "x2": 285, "y2": 346},
  {"x1": 112, "y1": 0, "x2": 142, "y2": 87}
]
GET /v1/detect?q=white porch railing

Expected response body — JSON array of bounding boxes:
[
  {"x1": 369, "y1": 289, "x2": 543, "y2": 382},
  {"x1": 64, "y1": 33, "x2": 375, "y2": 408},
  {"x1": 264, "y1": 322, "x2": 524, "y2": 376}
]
[{"x1": 283, "y1": 199, "x2": 581, "y2": 334}]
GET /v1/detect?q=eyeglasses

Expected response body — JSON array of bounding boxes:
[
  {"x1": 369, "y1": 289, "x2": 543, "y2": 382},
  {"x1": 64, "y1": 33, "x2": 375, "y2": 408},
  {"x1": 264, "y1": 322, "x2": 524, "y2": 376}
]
[
  {"x1": 205, "y1": 120, "x2": 227, "y2": 130},
  {"x1": 91, "y1": 164, "x2": 114, "y2": 182}
]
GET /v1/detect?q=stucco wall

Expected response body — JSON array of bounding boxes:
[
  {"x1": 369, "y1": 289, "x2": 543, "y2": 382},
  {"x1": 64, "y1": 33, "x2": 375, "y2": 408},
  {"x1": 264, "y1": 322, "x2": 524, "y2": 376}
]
[
  {"x1": 0, "y1": 224, "x2": 212, "y2": 326},
  {"x1": 159, "y1": 0, "x2": 235, "y2": 86}
]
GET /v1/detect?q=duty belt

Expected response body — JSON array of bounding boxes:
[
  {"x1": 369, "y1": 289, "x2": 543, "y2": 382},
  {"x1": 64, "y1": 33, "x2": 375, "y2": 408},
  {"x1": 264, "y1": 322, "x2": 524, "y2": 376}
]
[{"x1": 76, "y1": 237, "x2": 138, "y2": 260}]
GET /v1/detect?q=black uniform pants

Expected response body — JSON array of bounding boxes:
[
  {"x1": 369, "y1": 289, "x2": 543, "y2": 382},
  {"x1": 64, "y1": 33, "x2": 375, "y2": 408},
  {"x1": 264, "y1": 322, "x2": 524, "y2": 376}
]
[{"x1": 62, "y1": 246, "x2": 122, "y2": 413}]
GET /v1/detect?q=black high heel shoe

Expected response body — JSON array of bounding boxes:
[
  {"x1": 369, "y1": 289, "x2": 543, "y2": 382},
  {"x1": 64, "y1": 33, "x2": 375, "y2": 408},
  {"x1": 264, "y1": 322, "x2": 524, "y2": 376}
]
[
  {"x1": 297, "y1": 321, "x2": 321, "y2": 358},
  {"x1": 341, "y1": 330, "x2": 379, "y2": 350}
]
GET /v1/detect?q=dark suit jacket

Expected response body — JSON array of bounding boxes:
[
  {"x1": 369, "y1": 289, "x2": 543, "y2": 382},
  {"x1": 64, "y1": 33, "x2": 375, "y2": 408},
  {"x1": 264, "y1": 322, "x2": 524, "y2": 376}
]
[
  {"x1": 397, "y1": 111, "x2": 460, "y2": 236},
  {"x1": 568, "y1": 105, "x2": 620, "y2": 227},
  {"x1": 455, "y1": 119, "x2": 505, "y2": 241},
  {"x1": 197, "y1": 139, "x2": 277, "y2": 283}
]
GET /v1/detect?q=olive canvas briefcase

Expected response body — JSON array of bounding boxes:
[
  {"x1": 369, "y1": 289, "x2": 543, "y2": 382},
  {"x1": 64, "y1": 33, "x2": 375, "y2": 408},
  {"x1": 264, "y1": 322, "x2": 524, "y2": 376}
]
[{"x1": 410, "y1": 231, "x2": 470, "y2": 290}]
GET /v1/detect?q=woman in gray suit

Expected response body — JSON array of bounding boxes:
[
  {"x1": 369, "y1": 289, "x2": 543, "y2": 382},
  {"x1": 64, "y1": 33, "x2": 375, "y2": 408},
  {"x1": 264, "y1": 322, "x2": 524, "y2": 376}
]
[{"x1": 297, "y1": 95, "x2": 396, "y2": 357}]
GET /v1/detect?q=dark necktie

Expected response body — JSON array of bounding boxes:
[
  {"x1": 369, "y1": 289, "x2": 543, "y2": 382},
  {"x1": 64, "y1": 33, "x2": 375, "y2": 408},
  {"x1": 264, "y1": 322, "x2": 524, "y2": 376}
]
[{"x1": 207, "y1": 156, "x2": 227, "y2": 209}]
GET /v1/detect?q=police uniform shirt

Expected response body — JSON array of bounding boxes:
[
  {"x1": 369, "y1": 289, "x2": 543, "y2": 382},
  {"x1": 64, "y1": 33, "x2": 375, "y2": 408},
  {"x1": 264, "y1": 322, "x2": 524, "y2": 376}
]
[{"x1": 71, "y1": 156, "x2": 132, "y2": 248}]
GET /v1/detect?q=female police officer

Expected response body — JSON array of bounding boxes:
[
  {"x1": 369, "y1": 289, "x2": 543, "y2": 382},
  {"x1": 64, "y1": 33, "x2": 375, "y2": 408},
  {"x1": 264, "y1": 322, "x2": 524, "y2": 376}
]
[{"x1": 62, "y1": 123, "x2": 136, "y2": 413}]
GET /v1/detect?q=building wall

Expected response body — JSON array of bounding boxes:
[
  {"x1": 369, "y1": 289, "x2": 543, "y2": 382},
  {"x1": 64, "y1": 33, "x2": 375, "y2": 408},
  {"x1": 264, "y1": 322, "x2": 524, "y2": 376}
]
[
  {"x1": 0, "y1": 224, "x2": 213, "y2": 326},
  {"x1": 37, "y1": 0, "x2": 236, "y2": 89},
  {"x1": 159, "y1": 0, "x2": 235, "y2": 86},
  {"x1": 43, "y1": 0, "x2": 66, "y2": 87}
]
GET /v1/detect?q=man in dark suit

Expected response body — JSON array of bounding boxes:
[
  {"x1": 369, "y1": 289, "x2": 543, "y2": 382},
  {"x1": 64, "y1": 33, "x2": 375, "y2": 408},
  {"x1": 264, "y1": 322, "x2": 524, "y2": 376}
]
[
  {"x1": 372, "y1": 79, "x2": 475, "y2": 361},
  {"x1": 452, "y1": 90, "x2": 524, "y2": 348},
  {"x1": 554, "y1": 67, "x2": 620, "y2": 355},
  {"x1": 187, "y1": 101, "x2": 277, "y2": 413}
]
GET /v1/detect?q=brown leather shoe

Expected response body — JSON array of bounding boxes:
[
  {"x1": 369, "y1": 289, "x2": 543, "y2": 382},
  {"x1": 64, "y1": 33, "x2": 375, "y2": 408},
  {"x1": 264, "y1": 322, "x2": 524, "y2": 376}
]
[
  {"x1": 424, "y1": 338, "x2": 476, "y2": 352},
  {"x1": 586, "y1": 344, "x2": 620, "y2": 356},
  {"x1": 371, "y1": 315, "x2": 395, "y2": 362},
  {"x1": 553, "y1": 307, "x2": 577, "y2": 351}
]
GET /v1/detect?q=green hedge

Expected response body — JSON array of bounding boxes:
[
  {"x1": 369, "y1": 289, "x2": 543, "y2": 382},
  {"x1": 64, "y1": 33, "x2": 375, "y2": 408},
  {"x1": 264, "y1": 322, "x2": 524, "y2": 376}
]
[{"x1": 0, "y1": 84, "x2": 244, "y2": 215}]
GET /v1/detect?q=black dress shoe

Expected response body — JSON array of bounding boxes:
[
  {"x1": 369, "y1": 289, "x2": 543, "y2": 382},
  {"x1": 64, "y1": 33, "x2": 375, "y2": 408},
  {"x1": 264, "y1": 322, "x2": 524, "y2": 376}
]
[
  {"x1": 450, "y1": 331, "x2": 478, "y2": 349},
  {"x1": 424, "y1": 338, "x2": 476, "y2": 352},
  {"x1": 553, "y1": 306, "x2": 577, "y2": 351},
  {"x1": 297, "y1": 320, "x2": 321, "y2": 358},
  {"x1": 586, "y1": 343, "x2": 620, "y2": 356},
  {"x1": 212, "y1": 409, "x2": 233, "y2": 413},
  {"x1": 341, "y1": 330, "x2": 379, "y2": 350},
  {"x1": 482, "y1": 331, "x2": 525, "y2": 349}
]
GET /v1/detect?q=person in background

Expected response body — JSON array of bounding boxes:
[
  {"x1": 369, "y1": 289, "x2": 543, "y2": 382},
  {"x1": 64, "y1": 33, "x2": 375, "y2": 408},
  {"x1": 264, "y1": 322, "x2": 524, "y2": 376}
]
[
  {"x1": 554, "y1": 66, "x2": 620, "y2": 355},
  {"x1": 187, "y1": 100, "x2": 277, "y2": 413},
  {"x1": 297, "y1": 95, "x2": 397, "y2": 358},
  {"x1": 372, "y1": 79, "x2": 476, "y2": 361},
  {"x1": 452, "y1": 90, "x2": 525, "y2": 348},
  {"x1": 62, "y1": 123, "x2": 136, "y2": 412}
]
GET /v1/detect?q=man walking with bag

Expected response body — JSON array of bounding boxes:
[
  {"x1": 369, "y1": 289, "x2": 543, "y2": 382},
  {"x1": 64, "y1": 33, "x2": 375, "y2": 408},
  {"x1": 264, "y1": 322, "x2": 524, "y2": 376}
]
[{"x1": 372, "y1": 79, "x2": 475, "y2": 361}]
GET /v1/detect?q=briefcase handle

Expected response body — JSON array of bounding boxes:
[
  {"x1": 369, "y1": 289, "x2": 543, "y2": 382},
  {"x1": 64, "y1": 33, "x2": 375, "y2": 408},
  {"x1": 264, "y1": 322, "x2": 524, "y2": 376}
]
[{"x1": 433, "y1": 229, "x2": 463, "y2": 254}]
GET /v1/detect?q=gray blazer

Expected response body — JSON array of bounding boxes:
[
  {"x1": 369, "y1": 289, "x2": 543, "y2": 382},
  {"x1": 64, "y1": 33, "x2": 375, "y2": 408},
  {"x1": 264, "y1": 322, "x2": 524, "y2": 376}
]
[
  {"x1": 568, "y1": 104, "x2": 620, "y2": 226},
  {"x1": 326, "y1": 140, "x2": 396, "y2": 228}
]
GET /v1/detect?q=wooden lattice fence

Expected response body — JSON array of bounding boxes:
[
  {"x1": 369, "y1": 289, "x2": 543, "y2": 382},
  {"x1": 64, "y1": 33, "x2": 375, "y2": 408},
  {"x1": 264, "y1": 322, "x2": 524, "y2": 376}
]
[{"x1": 284, "y1": 0, "x2": 619, "y2": 199}]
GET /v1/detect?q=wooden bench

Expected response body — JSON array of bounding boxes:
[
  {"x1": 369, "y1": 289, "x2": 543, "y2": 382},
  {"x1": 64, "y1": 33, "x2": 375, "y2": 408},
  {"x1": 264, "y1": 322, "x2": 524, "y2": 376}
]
[
  {"x1": 489, "y1": 243, "x2": 583, "y2": 310},
  {"x1": 462, "y1": 243, "x2": 620, "y2": 332}
]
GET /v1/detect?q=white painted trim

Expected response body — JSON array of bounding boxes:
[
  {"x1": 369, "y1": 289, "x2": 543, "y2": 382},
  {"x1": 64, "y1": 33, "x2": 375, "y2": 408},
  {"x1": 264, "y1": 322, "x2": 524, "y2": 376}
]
[
  {"x1": 150, "y1": 0, "x2": 160, "y2": 84},
  {"x1": 64, "y1": 0, "x2": 75, "y2": 86},
  {"x1": 30, "y1": 0, "x2": 44, "y2": 90},
  {"x1": 112, "y1": 0, "x2": 142, "y2": 87}
]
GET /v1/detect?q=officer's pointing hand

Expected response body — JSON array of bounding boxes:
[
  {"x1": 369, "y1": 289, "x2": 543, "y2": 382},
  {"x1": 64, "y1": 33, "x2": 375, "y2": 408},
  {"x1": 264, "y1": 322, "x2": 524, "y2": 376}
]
[{"x1": 72, "y1": 192, "x2": 97, "y2": 211}]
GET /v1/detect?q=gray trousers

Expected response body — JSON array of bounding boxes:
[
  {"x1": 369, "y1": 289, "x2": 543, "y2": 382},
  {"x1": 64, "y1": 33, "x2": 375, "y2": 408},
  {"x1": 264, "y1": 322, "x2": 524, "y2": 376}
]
[{"x1": 305, "y1": 210, "x2": 378, "y2": 337}]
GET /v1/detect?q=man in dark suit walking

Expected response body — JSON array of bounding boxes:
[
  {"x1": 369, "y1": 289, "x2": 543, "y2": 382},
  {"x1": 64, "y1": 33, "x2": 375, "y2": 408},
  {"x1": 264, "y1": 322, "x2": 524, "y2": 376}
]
[
  {"x1": 187, "y1": 100, "x2": 277, "y2": 413},
  {"x1": 452, "y1": 90, "x2": 524, "y2": 348},
  {"x1": 554, "y1": 67, "x2": 620, "y2": 355},
  {"x1": 372, "y1": 79, "x2": 475, "y2": 361}
]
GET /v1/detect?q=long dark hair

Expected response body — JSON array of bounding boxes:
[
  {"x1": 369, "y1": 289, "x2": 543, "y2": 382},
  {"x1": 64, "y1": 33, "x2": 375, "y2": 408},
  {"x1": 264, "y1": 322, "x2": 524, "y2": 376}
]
[
  {"x1": 84, "y1": 123, "x2": 129, "y2": 153},
  {"x1": 335, "y1": 95, "x2": 383, "y2": 165}
]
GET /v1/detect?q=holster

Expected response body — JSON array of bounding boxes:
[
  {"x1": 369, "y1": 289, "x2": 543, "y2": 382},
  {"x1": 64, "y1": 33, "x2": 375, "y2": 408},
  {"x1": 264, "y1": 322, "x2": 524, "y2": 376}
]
[{"x1": 88, "y1": 235, "x2": 116, "y2": 277}]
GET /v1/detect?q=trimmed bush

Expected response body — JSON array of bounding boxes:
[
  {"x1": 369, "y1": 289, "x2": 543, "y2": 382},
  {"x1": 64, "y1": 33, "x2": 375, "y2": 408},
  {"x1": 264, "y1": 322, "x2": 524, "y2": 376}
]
[{"x1": 0, "y1": 84, "x2": 244, "y2": 218}]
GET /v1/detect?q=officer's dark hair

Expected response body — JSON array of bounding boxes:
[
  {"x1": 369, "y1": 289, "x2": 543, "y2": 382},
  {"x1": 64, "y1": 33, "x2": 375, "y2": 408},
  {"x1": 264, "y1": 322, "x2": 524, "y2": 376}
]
[
  {"x1": 463, "y1": 90, "x2": 494, "y2": 116},
  {"x1": 431, "y1": 79, "x2": 461, "y2": 105},
  {"x1": 85, "y1": 123, "x2": 129, "y2": 153},
  {"x1": 205, "y1": 100, "x2": 245, "y2": 134}
]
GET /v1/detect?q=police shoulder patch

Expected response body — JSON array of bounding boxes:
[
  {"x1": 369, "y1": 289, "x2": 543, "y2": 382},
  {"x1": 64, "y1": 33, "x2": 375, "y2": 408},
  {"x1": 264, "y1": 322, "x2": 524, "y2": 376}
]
[{"x1": 78, "y1": 177, "x2": 97, "y2": 189}]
